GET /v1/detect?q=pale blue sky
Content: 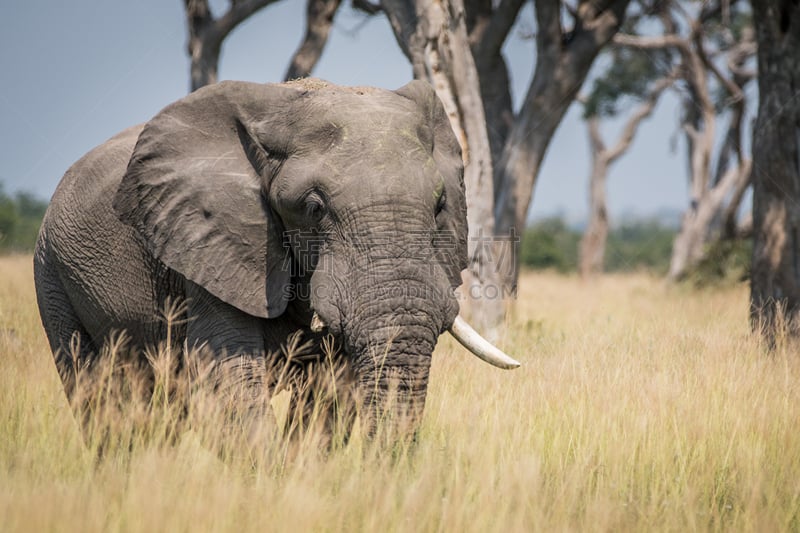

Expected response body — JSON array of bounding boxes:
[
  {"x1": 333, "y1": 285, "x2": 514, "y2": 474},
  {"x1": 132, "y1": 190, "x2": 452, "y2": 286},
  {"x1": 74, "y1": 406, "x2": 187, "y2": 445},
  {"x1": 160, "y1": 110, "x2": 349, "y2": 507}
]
[{"x1": 0, "y1": 1, "x2": 692, "y2": 223}]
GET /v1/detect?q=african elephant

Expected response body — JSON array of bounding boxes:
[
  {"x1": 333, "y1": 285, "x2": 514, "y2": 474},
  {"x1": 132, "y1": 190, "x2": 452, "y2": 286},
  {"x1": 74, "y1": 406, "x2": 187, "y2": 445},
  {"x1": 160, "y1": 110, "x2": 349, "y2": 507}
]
[{"x1": 34, "y1": 78, "x2": 518, "y2": 441}]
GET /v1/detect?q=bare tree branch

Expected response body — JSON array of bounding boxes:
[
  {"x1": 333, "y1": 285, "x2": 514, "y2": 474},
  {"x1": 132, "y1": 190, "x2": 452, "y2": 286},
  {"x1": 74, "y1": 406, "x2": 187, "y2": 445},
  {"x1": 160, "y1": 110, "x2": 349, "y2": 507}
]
[
  {"x1": 605, "y1": 73, "x2": 676, "y2": 162},
  {"x1": 493, "y1": 0, "x2": 631, "y2": 241},
  {"x1": 352, "y1": 0, "x2": 381, "y2": 14},
  {"x1": 692, "y1": 29, "x2": 743, "y2": 104},
  {"x1": 587, "y1": 115, "x2": 606, "y2": 153},
  {"x1": 726, "y1": 29, "x2": 757, "y2": 81},
  {"x1": 721, "y1": 159, "x2": 751, "y2": 239},
  {"x1": 613, "y1": 33, "x2": 687, "y2": 50},
  {"x1": 711, "y1": 36, "x2": 755, "y2": 187},
  {"x1": 184, "y1": 0, "x2": 281, "y2": 91},
  {"x1": 216, "y1": 0, "x2": 282, "y2": 40},
  {"x1": 380, "y1": 0, "x2": 426, "y2": 77},
  {"x1": 472, "y1": 0, "x2": 526, "y2": 68},
  {"x1": 285, "y1": 0, "x2": 343, "y2": 80},
  {"x1": 534, "y1": 0, "x2": 563, "y2": 55}
]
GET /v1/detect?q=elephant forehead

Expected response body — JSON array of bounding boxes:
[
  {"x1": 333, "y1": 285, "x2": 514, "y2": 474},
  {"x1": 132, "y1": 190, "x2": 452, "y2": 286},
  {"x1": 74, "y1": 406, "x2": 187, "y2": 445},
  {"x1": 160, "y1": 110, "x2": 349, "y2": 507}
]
[{"x1": 299, "y1": 93, "x2": 425, "y2": 149}]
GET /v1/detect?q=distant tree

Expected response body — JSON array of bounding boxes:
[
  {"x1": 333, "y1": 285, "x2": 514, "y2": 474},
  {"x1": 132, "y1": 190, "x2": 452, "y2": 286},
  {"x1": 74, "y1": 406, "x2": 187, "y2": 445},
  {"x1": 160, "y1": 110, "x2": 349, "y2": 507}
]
[
  {"x1": 749, "y1": 0, "x2": 800, "y2": 341},
  {"x1": 614, "y1": 0, "x2": 756, "y2": 281},
  {"x1": 578, "y1": 34, "x2": 676, "y2": 277},
  {"x1": 490, "y1": 0, "x2": 632, "y2": 293}
]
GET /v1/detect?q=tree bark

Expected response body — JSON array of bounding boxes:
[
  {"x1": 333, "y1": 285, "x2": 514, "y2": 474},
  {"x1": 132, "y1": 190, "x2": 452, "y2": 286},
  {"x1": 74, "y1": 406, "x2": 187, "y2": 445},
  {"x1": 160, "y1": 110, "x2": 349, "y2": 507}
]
[
  {"x1": 381, "y1": 0, "x2": 504, "y2": 334},
  {"x1": 285, "y1": 0, "x2": 343, "y2": 80},
  {"x1": 185, "y1": 0, "x2": 220, "y2": 91},
  {"x1": 667, "y1": 19, "x2": 755, "y2": 280},
  {"x1": 579, "y1": 119, "x2": 610, "y2": 277},
  {"x1": 493, "y1": 0, "x2": 631, "y2": 291},
  {"x1": 668, "y1": 160, "x2": 751, "y2": 278},
  {"x1": 467, "y1": 0, "x2": 525, "y2": 166},
  {"x1": 749, "y1": 0, "x2": 800, "y2": 340}
]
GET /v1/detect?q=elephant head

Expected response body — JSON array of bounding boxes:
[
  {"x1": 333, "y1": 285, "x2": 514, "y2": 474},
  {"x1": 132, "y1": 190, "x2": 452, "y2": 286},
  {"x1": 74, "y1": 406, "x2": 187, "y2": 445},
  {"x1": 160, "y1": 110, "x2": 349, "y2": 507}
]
[{"x1": 114, "y1": 79, "x2": 518, "y2": 437}]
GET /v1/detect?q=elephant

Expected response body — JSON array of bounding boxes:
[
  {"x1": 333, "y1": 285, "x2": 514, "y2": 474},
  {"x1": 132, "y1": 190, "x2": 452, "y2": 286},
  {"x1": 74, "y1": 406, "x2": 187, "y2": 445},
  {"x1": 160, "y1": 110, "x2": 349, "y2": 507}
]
[{"x1": 33, "y1": 78, "x2": 519, "y2": 443}]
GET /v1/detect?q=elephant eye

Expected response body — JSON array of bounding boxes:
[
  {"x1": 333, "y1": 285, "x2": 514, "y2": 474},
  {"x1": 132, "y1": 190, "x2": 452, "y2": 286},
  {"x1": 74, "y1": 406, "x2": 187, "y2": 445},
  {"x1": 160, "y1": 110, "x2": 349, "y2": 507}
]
[
  {"x1": 435, "y1": 188, "x2": 447, "y2": 216},
  {"x1": 303, "y1": 190, "x2": 327, "y2": 223}
]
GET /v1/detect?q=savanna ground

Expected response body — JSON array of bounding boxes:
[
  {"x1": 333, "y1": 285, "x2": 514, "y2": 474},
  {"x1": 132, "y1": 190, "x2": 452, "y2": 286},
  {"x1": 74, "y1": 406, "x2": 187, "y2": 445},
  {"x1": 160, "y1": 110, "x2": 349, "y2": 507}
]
[{"x1": 1, "y1": 253, "x2": 798, "y2": 532}]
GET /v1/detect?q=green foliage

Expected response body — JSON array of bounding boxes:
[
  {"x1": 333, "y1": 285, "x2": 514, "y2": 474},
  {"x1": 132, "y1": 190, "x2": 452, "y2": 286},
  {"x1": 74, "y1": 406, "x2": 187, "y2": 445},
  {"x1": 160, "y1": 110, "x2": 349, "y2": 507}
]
[
  {"x1": 583, "y1": 45, "x2": 673, "y2": 118},
  {"x1": 0, "y1": 184, "x2": 48, "y2": 253},
  {"x1": 521, "y1": 216, "x2": 751, "y2": 283},
  {"x1": 605, "y1": 220, "x2": 676, "y2": 274},
  {"x1": 521, "y1": 216, "x2": 676, "y2": 274},
  {"x1": 686, "y1": 238, "x2": 752, "y2": 288},
  {"x1": 520, "y1": 217, "x2": 580, "y2": 272}
]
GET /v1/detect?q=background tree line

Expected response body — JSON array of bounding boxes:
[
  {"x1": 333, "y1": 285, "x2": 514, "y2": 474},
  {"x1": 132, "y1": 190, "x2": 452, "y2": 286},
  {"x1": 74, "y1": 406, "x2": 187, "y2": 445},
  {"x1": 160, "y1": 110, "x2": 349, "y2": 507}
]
[
  {"x1": 0, "y1": 185, "x2": 748, "y2": 286},
  {"x1": 522, "y1": 215, "x2": 749, "y2": 284}
]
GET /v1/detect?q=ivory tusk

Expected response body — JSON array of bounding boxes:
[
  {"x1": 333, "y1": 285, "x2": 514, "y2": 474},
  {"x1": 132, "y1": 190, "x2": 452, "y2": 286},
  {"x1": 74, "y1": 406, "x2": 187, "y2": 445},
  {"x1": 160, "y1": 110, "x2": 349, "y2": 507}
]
[
  {"x1": 310, "y1": 312, "x2": 326, "y2": 333},
  {"x1": 448, "y1": 315, "x2": 521, "y2": 369}
]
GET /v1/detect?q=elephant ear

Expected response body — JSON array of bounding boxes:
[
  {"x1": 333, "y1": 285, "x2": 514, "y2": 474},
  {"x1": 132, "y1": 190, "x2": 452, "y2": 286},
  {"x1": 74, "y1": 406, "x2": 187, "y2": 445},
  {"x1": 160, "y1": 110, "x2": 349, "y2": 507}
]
[
  {"x1": 114, "y1": 81, "x2": 299, "y2": 319},
  {"x1": 395, "y1": 80, "x2": 469, "y2": 289}
]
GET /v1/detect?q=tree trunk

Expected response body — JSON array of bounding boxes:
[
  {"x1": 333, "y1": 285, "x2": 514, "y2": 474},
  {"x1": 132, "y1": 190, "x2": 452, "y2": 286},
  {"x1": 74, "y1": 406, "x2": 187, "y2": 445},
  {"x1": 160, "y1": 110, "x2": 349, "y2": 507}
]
[
  {"x1": 613, "y1": 7, "x2": 755, "y2": 282},
  {"x1": 578, "y1": 71, "x2": 673, "y2": 278},
  {"x1": 185, "y1": 0, "x2": 221, "y2": 91},
  {"x1": 668, "y1": 161, "x2": 751, "y2": 279},
  {"x1": 183, "y1": 0, "x2": 281, "y2": 92},
  {"x1": 189, "y1": 41, "x2": 221, "y2": 91},
  {"x1": 579, "y1": 117, "x2": 609, "y2": 278},
  {"x1": 284, "y1": 0, "x2": 343, "y2": 80},
  {"x1": 381, "y1": 0, "x2": 504, "y2": 334},
  {"x1": 749, "y1": 0, "x2": 800, "y2": 339},
  {"x1": 466, "y1": 0, "x2": 524, "y2": 167},
  {"x1": 579, "y1": 154, "x2": 609, "y2": 277},
  {"x1": 493, "y1": 0, "x2": 631, "y2": 292}
]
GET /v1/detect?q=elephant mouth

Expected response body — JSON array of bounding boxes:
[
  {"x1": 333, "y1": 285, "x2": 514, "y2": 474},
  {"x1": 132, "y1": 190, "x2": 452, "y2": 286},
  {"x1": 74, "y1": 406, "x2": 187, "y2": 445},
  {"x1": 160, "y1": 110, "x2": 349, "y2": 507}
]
[
  {"x1": 308, "y1": 311, "x2": 519, "y2": 370},
  {"x1": 310, "y1": 311, "x2": 326, "y2": 333}
]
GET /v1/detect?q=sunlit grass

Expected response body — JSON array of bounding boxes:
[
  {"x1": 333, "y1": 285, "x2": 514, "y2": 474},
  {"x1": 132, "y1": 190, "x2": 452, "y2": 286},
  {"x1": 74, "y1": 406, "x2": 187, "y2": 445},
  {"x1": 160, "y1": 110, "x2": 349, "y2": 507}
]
[{"x1": 1, "y1": 254, "x2": 799, "y2": 531}]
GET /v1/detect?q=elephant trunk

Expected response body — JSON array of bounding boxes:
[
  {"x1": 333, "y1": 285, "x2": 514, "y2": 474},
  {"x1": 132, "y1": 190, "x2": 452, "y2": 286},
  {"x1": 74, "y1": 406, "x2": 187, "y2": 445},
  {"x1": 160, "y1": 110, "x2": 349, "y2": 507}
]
[{"x1": 344, "y1": 279, "x2": 445, "y2": 440}]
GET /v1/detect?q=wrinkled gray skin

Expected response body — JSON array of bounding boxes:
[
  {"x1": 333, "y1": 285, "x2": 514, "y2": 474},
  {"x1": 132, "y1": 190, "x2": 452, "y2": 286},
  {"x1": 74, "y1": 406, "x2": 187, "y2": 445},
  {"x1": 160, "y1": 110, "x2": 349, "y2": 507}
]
[{"x1": 34, "y1": 79, "x2": 468, "y2": 440}]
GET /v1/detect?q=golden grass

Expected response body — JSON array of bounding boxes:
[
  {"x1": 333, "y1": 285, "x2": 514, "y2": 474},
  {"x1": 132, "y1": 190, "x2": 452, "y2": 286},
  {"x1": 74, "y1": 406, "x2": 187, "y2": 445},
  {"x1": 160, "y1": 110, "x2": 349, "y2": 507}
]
[{"x1": 1, "y1": 253, "x2": 799, "y2": 532}]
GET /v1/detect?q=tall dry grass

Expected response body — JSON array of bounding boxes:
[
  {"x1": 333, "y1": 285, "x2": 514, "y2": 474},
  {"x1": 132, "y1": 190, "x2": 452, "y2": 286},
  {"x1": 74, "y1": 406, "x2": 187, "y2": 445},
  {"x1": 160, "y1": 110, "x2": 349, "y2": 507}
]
[{"x1": 1, "y1": 254, "x2": 798, "y2": 532}]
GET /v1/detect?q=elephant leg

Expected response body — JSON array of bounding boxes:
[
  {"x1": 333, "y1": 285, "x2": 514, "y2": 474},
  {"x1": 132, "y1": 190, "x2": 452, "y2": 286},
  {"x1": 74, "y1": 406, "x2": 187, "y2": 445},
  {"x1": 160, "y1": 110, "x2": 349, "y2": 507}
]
[
  {"x1": 34, "y1": 252, "x2": 98, "y2": 403},
  {"x1": 184, "y1": 281, "x2": 276, "y2": 445}
]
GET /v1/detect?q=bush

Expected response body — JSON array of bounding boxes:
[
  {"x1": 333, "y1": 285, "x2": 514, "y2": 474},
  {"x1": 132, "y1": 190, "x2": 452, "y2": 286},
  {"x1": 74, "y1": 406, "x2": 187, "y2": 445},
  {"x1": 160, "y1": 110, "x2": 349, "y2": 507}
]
[
  {"x1": 686, "y1": 238, "x2": 752, "y2": 287},
  {"x1": 520, "y1": 217, "x2": 580, "y2": 272},
  {"x1": 604, "y1": 220, "x2": 675, "y2": 274},
  {"x1": 0, "y1": 184, "x2": 48, "y2": 253}
]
